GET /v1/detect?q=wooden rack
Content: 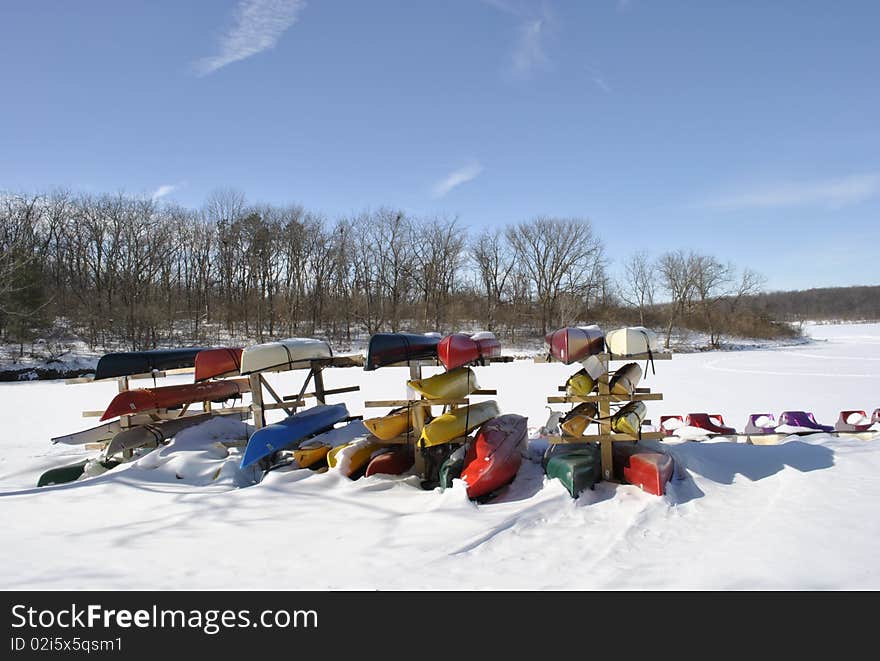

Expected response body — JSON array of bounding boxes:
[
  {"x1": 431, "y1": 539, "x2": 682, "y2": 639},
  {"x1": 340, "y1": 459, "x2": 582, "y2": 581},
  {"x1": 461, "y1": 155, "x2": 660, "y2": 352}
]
[
  {"x1": 363, "y1": 360, "x2": 497, "y2": 475},
  {"x1": 248, "y1": 354, "x2": 364, "y2": 430},
  {"x1": 546, "y1": 351, "x2": 672, "y2": 482}
]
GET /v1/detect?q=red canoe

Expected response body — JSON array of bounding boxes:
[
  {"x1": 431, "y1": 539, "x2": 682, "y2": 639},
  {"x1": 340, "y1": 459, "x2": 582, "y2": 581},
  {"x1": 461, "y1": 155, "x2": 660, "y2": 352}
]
[
  {"x1": 612, "y1": 442, "x2": 674, "y2": 496},
  {"x1": 438, "y1": 332, "x2": 501, "y2": 371},
  {"x1": 460, "y1": 414, "x2": 527, "y2": 499},
  {"x1": 545, "y1": 326, "x2": 605, "y2": 364},
  {"x1": 100, "y1": 378, "x2": 251, "y2": 421},
  {"x1": 364, "y1": 446, "x2": 415, "y2": 477},
  {"x1": 194, "y1": 347, "x2": 244, "y2": 381}
]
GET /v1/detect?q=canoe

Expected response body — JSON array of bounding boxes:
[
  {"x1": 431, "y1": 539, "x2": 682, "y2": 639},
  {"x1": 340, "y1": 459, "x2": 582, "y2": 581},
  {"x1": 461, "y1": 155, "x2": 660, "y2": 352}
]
[
  {"x1": 365, "y1": 446, "x2": 415, "y2": 477},
  {"x1": 685, "y1": 413, "x2": 737, "y2": 435},
  {"x1": 439, "y1": 443, "x2": 469, "y2": 489},
  {"x1": 37, "y1": 458, "x2": 120, "y2": 487},
  {"x1": 565, "y1": 369, "x2": 595, "y2": 397},
  {"x1": 605, "y1": 327, "x2": 660, "y2": 357},
  {"x1": 292, "y1": 439, "x2": 331, "y2": 468},
  {"x1": 559, "y1": 402, "x2": 598, "y2": 437},
  {"x1": 365, "y1": 332, "x2": 440, "y2": 371},
  {"x1": 543, "y1": 442, "x2": 601, "y2": 498},
  {"x1": 421, "y1": 443, "x2": 461, "y2": 490},
  {"x1": 327, "y1": 438, "x2": 384, "y2": 478},
  {"x1": 438, "y1": 332, "x2": 500, "y2": 370},
  {"x1": 612, "y1": 442, "x2": 674, "y2": 496},
  {"x1": 611, "y1": 401, "x2": 647, "y2": 435},
  {"x1": 100, "y1": 378, "x2": 250, "y2": 421},
  {"x1": 609, "y1": 362, "x2": 642, "y2": 396},
  {"x1": 240, "y1": 403, "x2": 349, "y2": 469},
  {"x1": 240, "y1": 338, "x2": 332, "y2": 375},
  {"x1": 459, "y1": 414, "x2": 527, "y2": 499},
  {"x1": 407, "y1": 366, "x2": 479, "y2": 400},
  {"x1": 52, "y1": 420, "x2": 122, "y2": 446},
  {"x1": 418, "y1": 401, "x2": 501, "y2": 448},
  {"x1": 545, "y1": 326, "x2": 605, "y2": 364},
  {"x1": 95, "y1": 348, "x2": 212, "y2": 381},
  {"x1": 105, "y1": 410, "x2": 248, "y2": 456},
  {"x1": 777, "y1": 410, "x2": 834, "y2": 432},
  {"x1": 194, "y1": 347, "x2": 243, "y2": 381},
  {"x1": 94, "y1": 347, "x2": 208, "y2": 380},
  {"x1": 363, "y1": 407, "x2": 413, "y2": 441}
]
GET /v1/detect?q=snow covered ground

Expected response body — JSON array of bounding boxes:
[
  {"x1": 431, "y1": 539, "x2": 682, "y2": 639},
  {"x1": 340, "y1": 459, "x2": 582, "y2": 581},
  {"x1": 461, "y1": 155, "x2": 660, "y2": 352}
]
[{"x1": 1, "y1": 322, "x2": 878, "y2": 590}]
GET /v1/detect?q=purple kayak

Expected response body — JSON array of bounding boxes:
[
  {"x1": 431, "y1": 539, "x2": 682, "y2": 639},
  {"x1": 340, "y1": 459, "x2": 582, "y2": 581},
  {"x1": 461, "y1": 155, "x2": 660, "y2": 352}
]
[
  {"x1": 744, "y1": 413, "x2": 777, "y2": 435},
  {"x1": 778, "y1": 410, "x2": 834, "y2": 432}
]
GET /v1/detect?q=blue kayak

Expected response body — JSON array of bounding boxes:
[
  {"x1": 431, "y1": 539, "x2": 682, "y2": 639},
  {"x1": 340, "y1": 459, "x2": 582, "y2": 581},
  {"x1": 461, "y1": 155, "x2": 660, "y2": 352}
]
[{"x1": 240, "y1": 404, "x2": 349, "y2": 469}]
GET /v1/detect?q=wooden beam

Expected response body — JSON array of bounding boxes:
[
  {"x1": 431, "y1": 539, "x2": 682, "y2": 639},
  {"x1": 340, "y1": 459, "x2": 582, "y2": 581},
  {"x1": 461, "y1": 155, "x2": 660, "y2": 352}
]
[
  {"x1": 471, "y1": 389, "x2": 497, "y2": 395},
  {"x1": 364, "y1": 398, "x2": 470, "y2": 408},
  {"x1": 285, "y1": 385, "x2": 361, "y2": 401},
  {"x1": 313, "y1": 368, "x2": 326, "y2": 405},
  {"x1": 547, "y1": 392, "x2": 663, "y2": 404},
  {"x1": 249, "y1": 373, "x2": 265, "y2": 429},
  {"x1": 260, "y1": 401, "x2": 305, "y2": 412}
]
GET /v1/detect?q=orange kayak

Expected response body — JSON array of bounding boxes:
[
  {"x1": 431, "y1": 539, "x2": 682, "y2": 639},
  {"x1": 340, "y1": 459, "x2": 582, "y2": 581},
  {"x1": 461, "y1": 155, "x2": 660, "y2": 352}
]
[{"x1": 194, "y1": 347, "x2": 243, "y2": 381}]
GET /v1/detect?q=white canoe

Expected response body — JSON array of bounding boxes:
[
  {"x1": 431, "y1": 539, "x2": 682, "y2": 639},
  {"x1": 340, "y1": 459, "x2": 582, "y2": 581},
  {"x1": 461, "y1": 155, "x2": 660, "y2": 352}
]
[
  {"x1": 605, "y1": 327, "x2": 660, "y2": 357},
  {"x1": 240, "y1": 338, "x2": 332, "y2": 374}
]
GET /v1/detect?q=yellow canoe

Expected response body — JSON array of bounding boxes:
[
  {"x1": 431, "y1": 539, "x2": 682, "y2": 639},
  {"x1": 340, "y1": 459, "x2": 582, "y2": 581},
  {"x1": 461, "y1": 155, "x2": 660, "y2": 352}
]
[
  {"x1": 408, "y1": 366, "x2": 479, "y2": 401},
  {"x1": 611, "y1": 401, "x2": 647, "y2": 436},
  {"x1": 560, "y1": 402, "x2": 599, "y2": 437},
  {"x1": 327, "y1": 439, "x2": 385, "y2": 477},
  {"x1": 293, "y1": 439, "x2": 331, "y2": 468},
  {"x1": 609, "y1": 362, "x2": 642, "y2": 396},
  {"x1": 363, "y1": 407, "x2": 413, "y2": 441},
  {"x1": 418, "y1": 400, "x2": 500, "y2": 448},
  {"x1": 565, "y1": 369, "x2": 595, "y2": 397}
]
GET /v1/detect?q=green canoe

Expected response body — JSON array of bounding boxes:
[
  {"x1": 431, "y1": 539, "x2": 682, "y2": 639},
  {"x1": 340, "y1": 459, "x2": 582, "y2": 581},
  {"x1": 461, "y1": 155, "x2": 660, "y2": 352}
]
[
  {"x1": 543, "y1": 442, "x2": 601, "y2": 498},
  {"x1": 439, "y1": 443, "x2": 469, "y2": 489},
  {"x1": 37, "y1": 458, "x2": 120, "y2": 487}
]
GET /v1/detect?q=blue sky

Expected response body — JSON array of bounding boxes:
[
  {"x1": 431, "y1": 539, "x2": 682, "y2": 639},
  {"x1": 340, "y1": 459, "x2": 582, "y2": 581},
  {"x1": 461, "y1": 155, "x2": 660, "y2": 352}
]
[{"x1": 1, "y1": 0, "x2": 878, "y2": 291}]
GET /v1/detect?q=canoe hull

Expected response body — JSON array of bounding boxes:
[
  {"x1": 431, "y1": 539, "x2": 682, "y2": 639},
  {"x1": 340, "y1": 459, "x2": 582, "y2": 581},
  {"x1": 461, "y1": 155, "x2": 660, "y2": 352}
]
[
  {"x1": 609, "y1": 362, "x2": 642, "y2": 396},
  {"x1": 460, "y1": 414, "x2": 527, "y2": 498},
  {"x1": 605, "y1": 327, "x2": 660, "y2": 357},
  {"x1": 37, "y1": 458, "x2": 120, "y2": 487},
  {"x1": 194, "y1": 347, "x2": 243, "y2": 381},
  {"x1": 105, "y1": 410, "x2": 248, "y2": 456},
  {"x1": 612, "y1": 442, "x2": 673, "y2": 496},
  {"x1": 52, "y1": 420, "x2": 121, "y2": 446},
  {"x1": 240, "y1": 338, "x2": 332, "y2": 375},
  {"x1": 292, "y1": 441, "x2": 331, "y2": 468},
  {"x1": 438, "y1": 332, "x2": 501, "y2": 370},
  {"x1": 100, "y1": 379, "x2": 250, "y2": 421},
  {"x1": 545, "y1": 326, "x2": 605, "y2": 365},
  {"x1": 565, "y1": 369, "x2": 595, "y2": 397},
  {"x1": 419, "y1": 401, "x2": 501, "y2": 448},
  {"x1": 365, "y1": 333, "x2": 440, "y2": 371},
  {"x1": 94, "y1": 347, "x2": 207, "y2": 380},
  {"x1": 363, "y1": 408, "x2": 412, "y2": 441},
  {"x1": 407, "y1": 366, "x2": 478, "y2": 400},
  {"x1": 327, "y1": 439, "x2": 383, "y2": 478},
  {"x1": 240, "y1": 404, "x2": 349, "y2": 468},
  {"x1": 543, "y1": 443, "x2": 601, "y2": 498},
  {"x1": 366, "y1": 446, "x2": 415, "y2": 477},
  {"x1": 559, "y1": 402, "x2": 598, "y2": 437},
  {"x1": 611, "y1": 401, "x2": 648, "y2": 436}
]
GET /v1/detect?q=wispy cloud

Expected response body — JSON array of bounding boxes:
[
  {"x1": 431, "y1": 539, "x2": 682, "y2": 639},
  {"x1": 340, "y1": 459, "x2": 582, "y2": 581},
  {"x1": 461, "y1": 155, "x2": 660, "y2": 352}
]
[
  {"x1": 586, "y1": 65, "x2": 611, "y2": 93},
  {"x1": 432, "y1": 162, "x2": 484, "y2": 198},
  {"x1": 702, "y1": 172, "x2": 880, "y2": 211},
  {"x1": 151, "y1": 184, "x2": 178, "y2": 201},
  {"x1": 483, "y1": 0, "x2": 555, "y2": 79},
  {"x1": 193, "y1": 0, "x2": 306, "y2": 76}
]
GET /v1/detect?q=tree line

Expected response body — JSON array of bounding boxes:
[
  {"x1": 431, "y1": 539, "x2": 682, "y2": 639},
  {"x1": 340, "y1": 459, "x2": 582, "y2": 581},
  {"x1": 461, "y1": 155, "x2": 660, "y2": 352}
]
[{"x1": 0, "y1": 188, "x2": 798, "y2": 354}]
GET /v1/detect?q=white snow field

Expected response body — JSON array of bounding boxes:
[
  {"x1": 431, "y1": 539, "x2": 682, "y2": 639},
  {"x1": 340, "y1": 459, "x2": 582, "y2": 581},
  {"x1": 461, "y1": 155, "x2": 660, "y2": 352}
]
[{"x1": 1, "y1": 323, "x2": 878, "y2": 590}]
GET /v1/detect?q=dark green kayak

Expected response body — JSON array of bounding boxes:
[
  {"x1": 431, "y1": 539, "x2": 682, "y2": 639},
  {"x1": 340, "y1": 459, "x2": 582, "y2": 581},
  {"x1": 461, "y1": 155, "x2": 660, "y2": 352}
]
[
  {"x1": 439, "y1": 443, "x2": 469, "y2": 489},
  {"x1": 37, "y1": 458, "x2": 120, "y2": 487},
  {"x1": 543, "y1": 442, "x2": 601, "y2": 498}
]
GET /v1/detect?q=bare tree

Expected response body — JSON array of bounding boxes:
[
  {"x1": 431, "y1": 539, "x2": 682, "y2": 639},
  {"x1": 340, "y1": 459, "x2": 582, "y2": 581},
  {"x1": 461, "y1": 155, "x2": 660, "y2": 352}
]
[
  {"x1": 472, "y1": 228, "x2": 515, "y2": 332},
  {"x1": 617, "y1": 251, "x2": 656, "y2": 325},
  {"x1": 657, "y1": 249, "x2": 697, "y2": 349}
]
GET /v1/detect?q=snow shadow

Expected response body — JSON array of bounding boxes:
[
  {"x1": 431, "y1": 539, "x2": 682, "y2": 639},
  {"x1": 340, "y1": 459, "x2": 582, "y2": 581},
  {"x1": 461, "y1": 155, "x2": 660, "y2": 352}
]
[{"x1": 663, "y1": 440, "x2": 835, "y2": 504}]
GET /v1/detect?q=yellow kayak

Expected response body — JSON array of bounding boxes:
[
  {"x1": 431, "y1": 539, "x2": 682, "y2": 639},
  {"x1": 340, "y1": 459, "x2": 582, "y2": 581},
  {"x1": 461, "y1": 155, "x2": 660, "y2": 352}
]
[
  {"x1": 293, "y1": 439, "x2": 330, "y2": 468},
  {"x1": 560, "y1": 402, "x2": 599, "y2": 437},
  {"x1": 565, "y1": 369, "x2": 595, "y2": 397},
  {"x1": 327, "y1": 439, "x2": 385, "y2": 477},
  {"x1": 611, "y1": 401, "x2": 647, "y2": 436},
  {"x1": 408, "y1": 366, "x2": 479, "y2": 400},
  {"x1": 418, "y1": 400, "x2": 500, "y2": 447},
  {"x1": 609, "y1": 362, "x2": 642, "y2": 397},
  {"x1": 363, "y1": 407, "x2": 413, "y2": 441}
]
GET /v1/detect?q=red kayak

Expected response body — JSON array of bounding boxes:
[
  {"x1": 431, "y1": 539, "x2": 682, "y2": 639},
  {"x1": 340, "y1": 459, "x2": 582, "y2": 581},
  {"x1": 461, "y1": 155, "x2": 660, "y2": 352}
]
[
  {"x1": 438, "y1": 332, "x2": 501, "y2": 371},
  {"x1": 460, "y1": 414, "x2": 527, "y2": 498},
  {"x1": 612, "y1": 442, "x2": 674, "y2": 496},
  {"x1": 364, "y1": 446, "x2": 415, "y2": 477},
  {"x1": 545, "y1": 326, "x2": 605, "y2": 364},
  {"x1": 100, "y1": 378, "x2": 250, "y2": 421},
  {"x1": 194, "y1": 347, "x2": 243, "y2": 381}
]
